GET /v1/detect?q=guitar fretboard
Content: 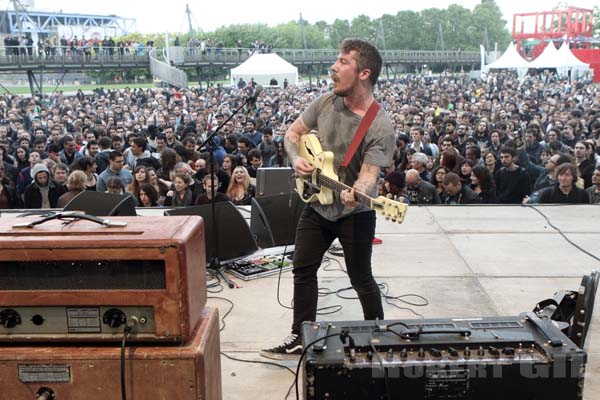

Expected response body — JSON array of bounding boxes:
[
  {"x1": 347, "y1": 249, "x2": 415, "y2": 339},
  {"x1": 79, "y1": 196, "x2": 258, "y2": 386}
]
[{"x1": 316, "y1": 173, "x2": 372, "y2": 207}]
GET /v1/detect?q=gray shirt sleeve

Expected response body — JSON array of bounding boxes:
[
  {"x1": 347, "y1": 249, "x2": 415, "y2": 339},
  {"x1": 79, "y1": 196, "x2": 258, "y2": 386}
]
[{"x1": 362, "y1": 109, "x2": 396, "y2": 168}]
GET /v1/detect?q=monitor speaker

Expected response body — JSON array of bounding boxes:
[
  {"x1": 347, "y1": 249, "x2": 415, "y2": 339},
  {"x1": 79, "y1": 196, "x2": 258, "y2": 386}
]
[
  {"x1": 255, "y1": 167, "x2": 294, "y2": 197},
  {"x1": 165, "y1": 201, "x2": 257, "y2": 262},
  {"x1": 63, "y1": 191, "x2": 137, "y2": 216},
  {"x1": 250, "y1": 193, "x2": 305, "y2": 248}
]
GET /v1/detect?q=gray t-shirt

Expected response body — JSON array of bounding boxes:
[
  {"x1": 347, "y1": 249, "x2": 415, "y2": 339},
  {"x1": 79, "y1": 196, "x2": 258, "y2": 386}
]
[{"x1": 300, "y1": 92, "x2": 395, "y2": 221}]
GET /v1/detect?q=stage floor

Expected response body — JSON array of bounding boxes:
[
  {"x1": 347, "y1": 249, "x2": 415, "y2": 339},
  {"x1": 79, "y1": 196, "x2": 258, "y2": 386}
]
[{"x1": 208, "y1": 205, "x2": 600, "y2": 400}]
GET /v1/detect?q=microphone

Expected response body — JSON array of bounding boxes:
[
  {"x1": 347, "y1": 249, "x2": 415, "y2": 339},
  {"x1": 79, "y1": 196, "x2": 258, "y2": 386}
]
[{"x1": 247, "y1": 85, "x2": 263, "y2": 105}]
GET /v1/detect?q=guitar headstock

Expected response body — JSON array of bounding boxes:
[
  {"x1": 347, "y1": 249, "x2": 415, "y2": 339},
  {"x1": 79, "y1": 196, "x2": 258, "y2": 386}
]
[{"x1": 372, "y1": 196, "x2": 408, "y2": 224}]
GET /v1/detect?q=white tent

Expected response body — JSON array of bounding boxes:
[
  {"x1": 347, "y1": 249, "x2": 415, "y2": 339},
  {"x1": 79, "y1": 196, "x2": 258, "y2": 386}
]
[
  {"x1": 230, "y1": 53, "x2": 298, "y2": 87},
  {"x1": 555, "y1": 42, "x2": 592, "y2": 80},
  {"x1": 528, "y1": 42, "x2": 561, "y2": 69},
  {"x1": 483, "y1": 42, "x2": 530, "y2": 81},
  {"x1": 484, "y1": 42, "x2": 530, "y2": 70}
]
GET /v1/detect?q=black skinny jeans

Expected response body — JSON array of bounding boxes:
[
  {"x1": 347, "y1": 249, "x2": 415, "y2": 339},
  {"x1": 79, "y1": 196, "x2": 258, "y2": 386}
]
[{"x1": 291, "y1": 206, "x2": 384, "y2": 335}]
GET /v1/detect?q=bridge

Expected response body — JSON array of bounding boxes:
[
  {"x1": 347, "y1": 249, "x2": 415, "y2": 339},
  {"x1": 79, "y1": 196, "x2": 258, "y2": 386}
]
[{"x1": 0, "y1": 46, "x2": 480, "y2": 94}]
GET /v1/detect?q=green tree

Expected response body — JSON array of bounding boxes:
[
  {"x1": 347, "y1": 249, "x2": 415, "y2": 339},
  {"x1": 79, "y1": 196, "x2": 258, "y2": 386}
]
[
  {"x1": 349, "y1": 15, "x2": 377, "y2": 42},
  {"x1": 328, "y1": 19, "x2": 351, "y2": 47},
  {"x1": 472, "y1": 0, "x2": 512, "y2": 50}
]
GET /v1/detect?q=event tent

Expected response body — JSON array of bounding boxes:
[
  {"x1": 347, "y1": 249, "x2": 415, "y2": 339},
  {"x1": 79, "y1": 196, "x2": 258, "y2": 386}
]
[
  {"x1": 556, "y1": 42, "x2": 590, "y2": 69},
  {"x1": 230, "y1": 53, "x2": 298, "y2": 87},
  {"x1": 484, "y1": 42, "x2": 530, "y2": 70},
  {"x1": 528, "y1": 42, "x2": 561, "y2": 69}
]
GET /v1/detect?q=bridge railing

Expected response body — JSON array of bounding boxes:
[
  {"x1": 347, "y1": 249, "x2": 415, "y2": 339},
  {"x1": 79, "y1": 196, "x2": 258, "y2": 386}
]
[
  {"x1": 0, "y1": 46, "x2": 480, "y2": 67},
  {"x1": 0, "y1": 45, "x2": 150, "y2": 67},
  {"x1": 148, "y1": 48, "x2": 188, "y2": 89}
]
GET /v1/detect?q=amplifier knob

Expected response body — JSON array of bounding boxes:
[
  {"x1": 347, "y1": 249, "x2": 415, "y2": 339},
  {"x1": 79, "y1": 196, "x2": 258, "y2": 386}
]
[
  {"x1": 448, "y1": 347, "x2": 459, "y2": 357},
  {"x1": 464, "y1": 347, "x2": 471, "y2": 357},
  {"x1": 430, "y1": 348, "x2": 442, "y2": 358},
  {"x1": 477, "y1": 346, "x2": 485, "y2": 357},
  {"x1": 502, "y1": 347, "x2": 515, "y2": 356},
  {"x1": 489, "y1": 346, "x2": 500, "y2": 357},
  {"x1": 417, "y1": 348, "x2": 425, "y2": 358},
  {"x1": 102, "y1": 308, "x2": 127, "y2": 328},
  {"x1": 367, "y1": 351, "x2": 373, "y2": 361},
  {"x1": 387, "y1": 349, "x2": 394, "y2": 361},
  {"x1": 0, "y1": 309, "x2": 21, "y2": 329},
  {"x1": 400, "y1": 349, "x2": 408, "y2": 359}
]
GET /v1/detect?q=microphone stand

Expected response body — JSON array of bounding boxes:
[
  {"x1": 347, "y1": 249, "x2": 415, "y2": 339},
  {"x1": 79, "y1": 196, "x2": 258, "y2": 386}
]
[{"x1": 198, "y1": 96, "x2": 257, "y2": 289}]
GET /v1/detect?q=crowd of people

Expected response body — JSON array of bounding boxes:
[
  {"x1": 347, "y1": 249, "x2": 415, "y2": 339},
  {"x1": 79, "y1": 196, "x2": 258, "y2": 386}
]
[
  {"x1": 0, "y1": 69, "x2": 599, "y2": 211},
  {"x1": 2, "y1": 34, "x2": 154, "y2": 59},
  {"x1": 2, "y1": 33, "x2": 270, "y2": 60}
]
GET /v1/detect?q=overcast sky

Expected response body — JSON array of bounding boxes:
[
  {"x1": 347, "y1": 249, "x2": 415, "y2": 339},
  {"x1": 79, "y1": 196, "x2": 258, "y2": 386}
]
[{"x1": 1, "y1": 0, "x2": 597, "y2": 34}]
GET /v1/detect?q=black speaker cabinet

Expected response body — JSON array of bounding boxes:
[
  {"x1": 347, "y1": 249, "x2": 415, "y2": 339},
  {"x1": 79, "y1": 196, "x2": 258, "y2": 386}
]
[
  {"x1": 250, "y1": 193, "x2": 305, "y2": 248},
  {"x1": 63, "y1": 191, "x2": 137, "y2": 216},
  {"x1": 165, "y1": 201, "x2": 257, "y2": 262}
]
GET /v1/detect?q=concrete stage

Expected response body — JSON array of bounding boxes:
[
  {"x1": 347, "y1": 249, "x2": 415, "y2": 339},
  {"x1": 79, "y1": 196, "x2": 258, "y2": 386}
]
[
  {"x1": 205, "y1": 205, "x2": 600, "y2": 400},
  {"x1": 1, "y1": 205, "x2": 598, "y2": 398}
]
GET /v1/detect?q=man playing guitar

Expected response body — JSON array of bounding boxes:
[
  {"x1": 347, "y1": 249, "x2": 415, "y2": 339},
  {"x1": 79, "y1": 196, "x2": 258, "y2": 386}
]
[{"x1": 261, "y1": 38, "x2": 396, "y2": 359}]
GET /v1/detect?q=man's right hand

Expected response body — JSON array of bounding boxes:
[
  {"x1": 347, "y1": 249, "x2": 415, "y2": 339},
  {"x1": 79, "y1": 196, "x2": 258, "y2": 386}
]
[{"x1": 293, "y1": 157, "x2": 315, "y2": 176}]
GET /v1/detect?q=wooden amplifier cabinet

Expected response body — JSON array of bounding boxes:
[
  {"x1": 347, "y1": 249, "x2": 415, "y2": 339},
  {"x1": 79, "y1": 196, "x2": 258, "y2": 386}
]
[
  {"x1": 0, "y1": 216, "x2": 206, "y2": 343},
  {"x1": 0, "y1": 307, "x2": 222, "y2": 400}
]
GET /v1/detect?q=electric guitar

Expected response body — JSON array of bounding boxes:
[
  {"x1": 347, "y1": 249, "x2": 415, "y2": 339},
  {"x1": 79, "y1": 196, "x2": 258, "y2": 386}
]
[{"x1": 295, "y1": 134, "x2": 408, "y2": 224}]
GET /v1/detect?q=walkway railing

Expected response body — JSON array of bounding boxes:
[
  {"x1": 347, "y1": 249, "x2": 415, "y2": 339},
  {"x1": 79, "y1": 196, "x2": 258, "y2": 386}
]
[
  {"x1": 148, "y1": 47, "x2": 188, "y2": 89},
  {"x1": 0, "y1": 46, "x2": 481, "y2": 69}
]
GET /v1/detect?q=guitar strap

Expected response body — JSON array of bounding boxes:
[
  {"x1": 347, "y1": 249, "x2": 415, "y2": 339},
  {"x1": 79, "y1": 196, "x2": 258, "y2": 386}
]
[{"x1": 340, "y1": 100, "x2": 381, "y2": 169}]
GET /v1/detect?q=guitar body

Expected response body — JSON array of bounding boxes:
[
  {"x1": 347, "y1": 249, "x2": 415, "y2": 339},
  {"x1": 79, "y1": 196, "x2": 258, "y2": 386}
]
[
  {"x1": 296, "y1": 134, "x2": 337, "y2": 205},
  {"x1": 295, "y1": 134, "x2": 408, "y2": 223}
]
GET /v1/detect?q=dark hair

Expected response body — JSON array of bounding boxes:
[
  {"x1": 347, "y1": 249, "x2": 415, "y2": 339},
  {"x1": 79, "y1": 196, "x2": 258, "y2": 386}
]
[
  {"x1": 223, "y1": 154, "x2": 238, "y2": 170},
  {"x1": 76, "y1": 156, "x2": 96, "y2": 172},
  {"x1": 131, "y1": 136, "x2": 147, "y2": 151},
  {"x1": 441, "y1": 135, "x2": 455, "y2": 146},
  {"x1": 410, "y1": 126, "x2": 424, "y2": 136},
  {"x1": 106, "y1": 176, "x2": 123, "y2": 191},
  {"x1": 471, "y1": 165, "x2": 494, "y2": 191},
  {"x1": 182, "y1": 136, "x2": 196, "y2": 146},
  {"x1": 248, "y1": 148, "x2": 262, "y2": 161},
  {"x1": 261, "y1": 127, "x2": 273, "y2": 135},
  {"x1": 441, "y1": 151, "x2": 458, "y2": 172},
  {"x1": 500, "y1": 146, "x2": 516, "y2": 158},
  {"x1": 238, "y1": 136, "x2": 253, "y2": 149},
  {"x1": 340, "y1": 38, "x2": 382, "y2": 86},
  {"x1": 98, "y1": 136, "x2": 111, "y2": 149},
  {"x1": 443, "y1": 171, "x2": 461, "y2": 186},
  {"x1": 33, "y1": 137, "x2": 46, "y2": 148},
  {"x1": 226, "y1": 134, "x2": 238, "y2": 147},
  {"x1": 555, "y1": 163, "x2": 578, "y2": 180},
  {"x1": 466, "y1": 145, "x2": 481, "y2": 159},
  {"x1": 108, "y1": 150, "x2": 123, "y2": 161},
  {"x1": 548, "y1": 141, "x2": 563, "y2": 152},
  {"x1": 138, "y1": 183, "x2": 159, "y2": 206},
  {"x1": 47, "y1": 143, "x2": 60, "y2": 154},
  {"x1": 174, "y1": 173, "x2": 192, "y2": 185},
  {"x1": 15, "y1": 145, "x2": 29, "y2": 160},
  {"x1": 161, "y1": 148, "x2": 178, "y2": 171},
  {"x1": 430, "y1": 166, "x2": 449, "y2": 186}
]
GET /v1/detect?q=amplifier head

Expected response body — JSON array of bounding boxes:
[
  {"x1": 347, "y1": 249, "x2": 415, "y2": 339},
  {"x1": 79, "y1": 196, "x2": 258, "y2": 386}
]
[{"x1": 0, "y1": 216, "x2": 206, "y2": 343}]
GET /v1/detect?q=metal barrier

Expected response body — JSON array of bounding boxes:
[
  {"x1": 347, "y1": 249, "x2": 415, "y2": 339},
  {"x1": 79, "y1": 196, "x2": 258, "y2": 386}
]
[
  {"x1": 0, "y1": 46, "x2": 481, "y2": 69},
  {"x1": 148, "y1": 48, "x2": 188, "y2": 88}
]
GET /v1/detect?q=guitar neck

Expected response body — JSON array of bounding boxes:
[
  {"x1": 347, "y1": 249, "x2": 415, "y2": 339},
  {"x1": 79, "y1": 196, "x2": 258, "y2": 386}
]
[{"x1": 317, "y1": 173, "x2": 373, "y2": 207}]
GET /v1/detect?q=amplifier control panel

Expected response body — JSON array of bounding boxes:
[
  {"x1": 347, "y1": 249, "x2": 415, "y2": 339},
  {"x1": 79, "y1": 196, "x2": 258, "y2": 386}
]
[{"x1": 0, "y1": 306, "x2": 155, "y2": 336}]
